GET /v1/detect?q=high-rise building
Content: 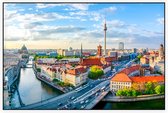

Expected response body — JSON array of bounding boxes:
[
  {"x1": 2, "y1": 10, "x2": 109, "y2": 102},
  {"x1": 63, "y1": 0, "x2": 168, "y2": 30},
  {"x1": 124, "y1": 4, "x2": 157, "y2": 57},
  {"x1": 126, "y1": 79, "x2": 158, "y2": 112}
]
[
  {"x1": 159, "y1": 44, "x2": 164, "y2": 60},
  {"x1": 97, "y1": 44, "x2": 102, "y2": 56},
  {"x1": 119, "y1": 42, "x2": 124, "y2": 50},
  {"x1": 132, "y1": 48, "x2": 137, "y2": 53},
  {"x1": 104, "y1": 20, "x2": 107, "y2": 56}
]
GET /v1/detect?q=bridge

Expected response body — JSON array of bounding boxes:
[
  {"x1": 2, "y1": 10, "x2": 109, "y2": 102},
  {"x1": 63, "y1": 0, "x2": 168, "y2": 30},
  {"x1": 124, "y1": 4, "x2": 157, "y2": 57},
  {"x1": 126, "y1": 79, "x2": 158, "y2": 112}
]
[{"x1": 16, "y1": 79, "x2": 110, "y2": 110}]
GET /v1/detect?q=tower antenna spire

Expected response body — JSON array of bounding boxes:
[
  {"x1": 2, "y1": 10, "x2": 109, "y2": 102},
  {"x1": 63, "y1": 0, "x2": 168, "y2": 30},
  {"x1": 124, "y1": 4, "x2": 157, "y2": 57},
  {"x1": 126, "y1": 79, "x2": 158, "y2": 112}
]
[{"x1": 104, "y1": 17, "x2": 107, "y2": 56}]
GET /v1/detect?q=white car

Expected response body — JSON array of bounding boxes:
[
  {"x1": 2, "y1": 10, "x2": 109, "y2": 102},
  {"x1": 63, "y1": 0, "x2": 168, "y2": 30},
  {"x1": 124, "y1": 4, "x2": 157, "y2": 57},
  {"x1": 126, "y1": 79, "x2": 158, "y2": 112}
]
[
  {"x1": 81, "y1": 105, "x2": 86, "y2": 109},
  {"x1": 85, "y1": 100, "x2": 89, "y2": 103},
  {"x1": 80, "y1": 100, "x2": 85, "y2": 104}
]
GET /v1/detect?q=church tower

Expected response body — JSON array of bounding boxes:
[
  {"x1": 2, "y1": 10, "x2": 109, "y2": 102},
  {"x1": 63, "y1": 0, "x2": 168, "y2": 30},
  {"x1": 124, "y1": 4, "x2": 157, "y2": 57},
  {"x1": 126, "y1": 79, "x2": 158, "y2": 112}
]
[{"x1": 97, "y1": 44, "x2": 102, "y2": 57}]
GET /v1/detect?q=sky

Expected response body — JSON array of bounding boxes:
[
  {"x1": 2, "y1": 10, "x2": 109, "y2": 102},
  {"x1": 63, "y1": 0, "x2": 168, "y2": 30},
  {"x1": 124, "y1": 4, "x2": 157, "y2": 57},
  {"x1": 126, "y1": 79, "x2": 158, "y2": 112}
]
[{"x1": 4, "y1": 3, "x2": 164, "y2": 49}]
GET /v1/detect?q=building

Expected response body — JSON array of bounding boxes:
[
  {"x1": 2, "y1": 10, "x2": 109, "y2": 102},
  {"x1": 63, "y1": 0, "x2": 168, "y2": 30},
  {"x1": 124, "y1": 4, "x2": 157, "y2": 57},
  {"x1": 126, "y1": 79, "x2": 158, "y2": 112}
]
[
  {"x1": 97, "y1": 44, "x2": 102, "y2": 57},
  {"x1": 57, "y1": 49, "x2": 64, "y2": 56},
  {"x1": 36, "y1": 52, "x2": 47, "y2": 56},
  {"x1": 19, "y1": 44, "x2": 28, "y2": 54},
  {"x1": 62, "y1": 66, "x2": 88, "y2": 87},
  {"x1": 110, "y1": 65, "x2": 164, "y2": 91},
  {"x1": 49, "y1": 52, "x2": 58, "y2": 57},
  {"x1": 63, "y1": 50, "x2": 74, "y2": 56},
  {"x1": 119, "y1": 42, "x2": 124, "y2": 50},
  {"x1": 108, "y1": 51, "x2": 117, "y2": 58},
  {"x1": 159, "y1": 44, "x2": 164, "y2": 60},
  {"x1": 140, "y1": 55, "x2": 149, "y2": 64},
  {"x1": 36, "y1": 58, "x2": 57, "y2": 65},
  {"x1": 68, "y1": 47, "x2": 73, "y2": 51},
  {"x1": 36, "y1": 62, "x2": 88, "y2": 87},
  {"x1": 81, "y1": 58, "x2": 102, "y2": 67},
  {"x1": 132, "y1": 48, "x2": 137, "y2": 53}
]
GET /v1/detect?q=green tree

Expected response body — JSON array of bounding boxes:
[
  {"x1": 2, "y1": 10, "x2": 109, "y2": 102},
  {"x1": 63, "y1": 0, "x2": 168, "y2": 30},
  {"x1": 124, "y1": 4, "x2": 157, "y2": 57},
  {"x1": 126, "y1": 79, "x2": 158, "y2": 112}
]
[
  {"x1": 116, "y1": 90, "x2": 123, "y2": 96},
  {"x1": 36, "y1": 68, "x2": 41, "y2": 72},
  {"x1": 131, "y1": 89, "x2": 138, "y2": 97},
  {"x1": 160, "y1": 85, "x2": 165, "y2": 93},
  {"x1": 125, "y1": 89, "x2": 132, "y2": 96},
  {"x1": 88, "y1": 65, "x2": 104, "y2": 79},
  {"x1": 137, "y1": 54, "x2": 142, "y2": 59},
  {"x1": 145, "y1": 81, "x2": 154, "y2": 94},
  {"x1": 154, "y1": 85, "x2": 162, "y2": 94}
]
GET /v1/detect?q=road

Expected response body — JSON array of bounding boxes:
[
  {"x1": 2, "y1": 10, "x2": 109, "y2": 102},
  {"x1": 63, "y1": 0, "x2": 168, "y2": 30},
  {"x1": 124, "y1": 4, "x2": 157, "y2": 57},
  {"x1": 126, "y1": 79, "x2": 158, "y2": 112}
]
[{"x1": 18, "y1": 79, "x2": 106, "y2": 109}]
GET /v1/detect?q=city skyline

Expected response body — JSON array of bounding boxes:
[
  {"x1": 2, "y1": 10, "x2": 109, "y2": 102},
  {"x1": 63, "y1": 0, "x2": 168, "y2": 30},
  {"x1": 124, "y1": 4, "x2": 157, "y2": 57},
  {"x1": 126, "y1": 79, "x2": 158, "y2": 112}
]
[{"x1": 4, "y1": 3, "x2": 164, "y2": 49}]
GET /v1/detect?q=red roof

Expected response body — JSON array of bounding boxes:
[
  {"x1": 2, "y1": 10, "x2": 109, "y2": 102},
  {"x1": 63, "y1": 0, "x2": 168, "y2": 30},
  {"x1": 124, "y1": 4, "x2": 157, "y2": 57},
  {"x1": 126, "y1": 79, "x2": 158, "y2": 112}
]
[
  {"x1": 83, "y1": 52, "x2": 90, "y2": 56},
  {"x1": 81, "y1": 58, "x2": 102, "y2": 66},
  {"x1": 111, "y1": 73, "x2": 132, "y2": 82},
  {"x1": 120, "y1": 65, "x2": 141, "y2": 75},
  {"x1": 130, "y1": 76, "x2": 164, "y2": 83},
  {"x1": 67, "y1": 66, "x2": 87, "y2": 75}
]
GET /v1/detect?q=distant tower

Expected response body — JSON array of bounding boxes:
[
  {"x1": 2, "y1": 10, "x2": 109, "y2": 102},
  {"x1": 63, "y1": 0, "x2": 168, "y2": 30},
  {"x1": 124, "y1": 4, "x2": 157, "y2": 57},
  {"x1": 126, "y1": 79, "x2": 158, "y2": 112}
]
[
  {"x1": 103, "y1": 20, "x2": 107, "y2": 56},
  {"x1": 97, "y1": 44, "x2": 102, "y2": 57},
  {"x1": 119, "y1": 42, "x2": 124, "y2": 51},
  {"x1": 80, "y1": 43, "x2": 83, "y2": 63},
  {"x1": 159, "y1": 44, "x2": 164, "y2": 60}
]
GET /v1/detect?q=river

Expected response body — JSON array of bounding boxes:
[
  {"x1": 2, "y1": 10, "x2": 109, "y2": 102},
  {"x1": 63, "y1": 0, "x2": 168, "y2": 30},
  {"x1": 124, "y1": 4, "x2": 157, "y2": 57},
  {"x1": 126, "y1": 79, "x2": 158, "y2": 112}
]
[
  {"x1": 10, "y1": 59, "x2": 63, "y2": 108},
  {"x1": 93, "y1": 99, "x2": 165, "y2": 110}
]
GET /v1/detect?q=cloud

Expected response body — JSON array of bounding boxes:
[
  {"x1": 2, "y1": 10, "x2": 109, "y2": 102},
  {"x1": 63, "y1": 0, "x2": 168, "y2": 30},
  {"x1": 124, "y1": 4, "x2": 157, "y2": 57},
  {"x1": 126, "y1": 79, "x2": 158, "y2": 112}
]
[
  {"x1": 69, "y1": 4, "x2": 89, "y2": 11},
  {"x1": 157, "y1": 17, "x2": 164, "y2": 24},
  {"x1": 36, "y1": 4, "x2": 63, "y2": 9},
  {"x1": 24, "y1": 22, "x2": 43, "y2": 29},
  {"x1": 101, "y1": 6, "x2": 117, "y2": 13},
  {"x1": 37, "y1": 26, "x2": 85, "y2": 35},
  {"x1": 69, "y1": 11, "x2": 88, "y2": 16}
]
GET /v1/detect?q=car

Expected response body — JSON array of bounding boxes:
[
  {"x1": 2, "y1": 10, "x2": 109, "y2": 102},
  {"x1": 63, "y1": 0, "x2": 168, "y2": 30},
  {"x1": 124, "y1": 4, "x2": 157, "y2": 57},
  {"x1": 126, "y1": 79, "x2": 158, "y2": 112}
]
[
  {"x1": 80, "y1": 100, "x2": 85, "y2": 104},
  {"x1": 70, "y1": 96, "x2": 75, "y2": 100},
  {"x1": 81, "y1": 105, "x2": 86, "y2": 109},
  {"x1": 95, "y1": 93, "x2": 99, "y2": 96},
  {"x1": 58, "y1": 103, "x2": 62, "y2": 106},
  {"x1": 85, "y1": 100, "x2": 89, "y2": 103}
]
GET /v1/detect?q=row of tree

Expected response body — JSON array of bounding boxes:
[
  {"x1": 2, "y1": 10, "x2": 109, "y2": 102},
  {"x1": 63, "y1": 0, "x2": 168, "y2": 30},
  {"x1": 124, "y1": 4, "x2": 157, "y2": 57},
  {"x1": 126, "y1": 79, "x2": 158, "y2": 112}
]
[
  {"x1": 116, "y1": 81, "x2": 164, "y2": 97},
  {"x1": 33, "y1": 54, "x2": 81, "y2": 61}
]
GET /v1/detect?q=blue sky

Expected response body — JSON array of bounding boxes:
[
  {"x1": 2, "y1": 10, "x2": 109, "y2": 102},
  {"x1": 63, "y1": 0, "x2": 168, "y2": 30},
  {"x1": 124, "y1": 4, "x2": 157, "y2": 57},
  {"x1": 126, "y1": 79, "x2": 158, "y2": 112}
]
[{"x1": 4, "y1": 3, "x2": 164, "y2": 49}]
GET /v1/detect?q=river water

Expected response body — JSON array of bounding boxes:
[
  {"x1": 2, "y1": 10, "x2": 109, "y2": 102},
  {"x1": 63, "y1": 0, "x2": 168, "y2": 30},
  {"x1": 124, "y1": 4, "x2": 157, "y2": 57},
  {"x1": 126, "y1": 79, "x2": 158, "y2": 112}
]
[
  {"x1": 11, "y1": 59, "x2": 63, "y2": 108},
  {"x1": 93, "y1": 99, "x2": 165, "y2": 110}
]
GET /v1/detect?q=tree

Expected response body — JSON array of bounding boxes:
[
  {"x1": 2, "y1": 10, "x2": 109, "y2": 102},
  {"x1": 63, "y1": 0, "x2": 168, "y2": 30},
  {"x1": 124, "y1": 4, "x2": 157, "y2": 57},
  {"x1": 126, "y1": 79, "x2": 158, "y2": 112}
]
[
  {"x1": 88, "y1": 65, "x2": 104, "y2": 79},
  {"x1": 116, "y1": 90, "x2": 123, "y2": 96},
  {"x1": 131, "y1": 89, "x2": 138, "y2": 97},
  {"x1": 154, "y1": 85, "x2": 161, "y2": 94},
  {"x1": 131, "y1": 83, "x2": 139, "y2": 91},
  {"x1": 125, "y1": 89, "x2": 132, "y2": 97},
  {"x1": 137, "y1": 54, "x2": 143, "y2": 61},
  {"x1": 37, "y1": 68, "x2": 41, "y2": 72},
  {"x1": 160, "y1": 85, "x2": 165, "y2": 93},
  {"x1": 145, "y1": 81, "x2": 154, "y2": 94}
]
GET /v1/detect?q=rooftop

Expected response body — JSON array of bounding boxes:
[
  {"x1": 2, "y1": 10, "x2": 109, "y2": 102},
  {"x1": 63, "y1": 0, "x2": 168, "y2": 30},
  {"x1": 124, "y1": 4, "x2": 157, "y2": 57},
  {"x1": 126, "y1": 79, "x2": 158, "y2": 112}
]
[
  {"x1": 111, "y1": 73, "x2": 132, "y2": 82},
  {"x1": 130, "y1": 76, "x2": 164, "y2": 83}
]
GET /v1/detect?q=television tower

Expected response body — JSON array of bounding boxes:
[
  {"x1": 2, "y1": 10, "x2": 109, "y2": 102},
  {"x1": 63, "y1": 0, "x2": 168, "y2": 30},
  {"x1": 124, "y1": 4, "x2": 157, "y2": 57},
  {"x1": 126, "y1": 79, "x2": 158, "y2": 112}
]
[{"x1": 104, "y1": 20, "x2": 107, "y2": 56}]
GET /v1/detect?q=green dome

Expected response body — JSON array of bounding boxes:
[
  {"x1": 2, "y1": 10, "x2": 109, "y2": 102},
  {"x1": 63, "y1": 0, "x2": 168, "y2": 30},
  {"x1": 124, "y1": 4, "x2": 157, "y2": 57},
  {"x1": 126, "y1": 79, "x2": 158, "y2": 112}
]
[{"x1": 21, "y1": 44, "x2": 27, "y2": 51}]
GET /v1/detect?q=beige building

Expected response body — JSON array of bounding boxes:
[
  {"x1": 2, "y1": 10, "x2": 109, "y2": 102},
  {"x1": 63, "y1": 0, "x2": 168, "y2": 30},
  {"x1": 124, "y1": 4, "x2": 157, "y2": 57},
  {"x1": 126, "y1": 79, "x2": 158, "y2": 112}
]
[{"x1": 62, "y1": 66, "x2": 88, "y2": 87}]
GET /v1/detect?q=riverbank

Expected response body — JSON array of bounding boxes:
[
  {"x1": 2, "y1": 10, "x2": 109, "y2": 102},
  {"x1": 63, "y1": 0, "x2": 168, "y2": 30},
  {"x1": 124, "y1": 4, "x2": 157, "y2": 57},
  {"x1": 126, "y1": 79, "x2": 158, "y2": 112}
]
[
  {"x1": 102, "y1": 93, "x2": 165, "y2": 102},
  {"x1": 32, "y1": 63, "x2": 67, "y2": 93}
]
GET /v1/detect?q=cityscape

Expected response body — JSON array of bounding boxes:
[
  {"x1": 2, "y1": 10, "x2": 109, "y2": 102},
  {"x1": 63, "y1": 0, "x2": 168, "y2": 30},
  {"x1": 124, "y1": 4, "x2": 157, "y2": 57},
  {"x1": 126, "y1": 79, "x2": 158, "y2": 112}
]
[{"x1": 3, "y1": 3, "x2": 165, "y2": 110}]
